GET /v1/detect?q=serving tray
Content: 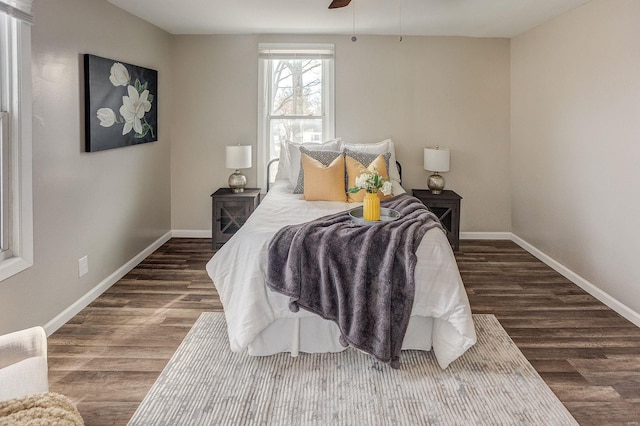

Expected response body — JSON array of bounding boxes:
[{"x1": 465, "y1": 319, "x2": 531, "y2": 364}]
[{"x1": 348, "y1": 207, "x2": 400, "y2": 226}]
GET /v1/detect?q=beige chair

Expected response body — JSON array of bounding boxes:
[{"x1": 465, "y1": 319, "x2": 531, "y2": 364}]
[
  {"x1": 0, "y1": 327, "x2": 84, "y2": 424},
  {"x1": 0, "y1": 326, "x2": 49, "y2": 402}
]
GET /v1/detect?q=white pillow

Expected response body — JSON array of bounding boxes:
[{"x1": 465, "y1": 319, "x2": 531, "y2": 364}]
[
  {"x1": 341, "y1": 139, "x2": 401, "y2": 183},
  {"x1": 284, "y1": 139, "x2": 342, "y2": 188},
  {"x1": 274, "y1": 140, "x2": 290, "y2": 181}
]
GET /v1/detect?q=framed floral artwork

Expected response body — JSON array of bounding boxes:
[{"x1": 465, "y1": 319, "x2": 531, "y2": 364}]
[{"x1": 84, "y1": 54, "x2": 158, "y2": 152}]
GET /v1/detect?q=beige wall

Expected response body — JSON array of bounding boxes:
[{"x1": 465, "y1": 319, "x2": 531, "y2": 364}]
[
  {"x1": 6, "y1": 0, "x2": 636, "y2": 335},
  {"x1": 0, "y1": 0, "x2": 172, "y2": 334},
  {"x1": 511, "y1": 0, "x2": 640, "y2": 313},
  {"x1": 170, "y1": 35, "x2": 511, "y2": 233},
  {"x1": 171, "y1": 35, "x2": 259, "y2": 230}
]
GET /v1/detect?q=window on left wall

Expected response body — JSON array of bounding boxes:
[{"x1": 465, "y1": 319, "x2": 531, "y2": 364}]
[{"x1": 0, "y1": 1, "x2": 34, "y2": 280}]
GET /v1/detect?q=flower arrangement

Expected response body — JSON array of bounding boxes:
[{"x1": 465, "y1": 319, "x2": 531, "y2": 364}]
[
  {"x1": 96, "y1": 62, "x2": 155, "y2": 138},
  {"x1": 349, "y1": 169, "x2": 393, "y2": 196}
]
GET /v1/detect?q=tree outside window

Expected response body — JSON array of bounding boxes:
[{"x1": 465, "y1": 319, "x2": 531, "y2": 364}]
[{"x1": 269, "y1": 58, "x2": 324, "y2": 160}]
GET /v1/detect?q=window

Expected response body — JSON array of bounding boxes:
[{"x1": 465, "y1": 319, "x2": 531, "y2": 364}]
[
  {"x1": 257, "y1": 43, "x2": 335, "y2": 188},
  {"x1": 0, "y1": 0, "x2": 33, "y2": 280}
]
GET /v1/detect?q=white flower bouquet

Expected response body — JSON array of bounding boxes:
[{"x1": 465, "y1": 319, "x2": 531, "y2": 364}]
[{"x1": 349, "y1": 169, "x2": 393, "y2": 195}]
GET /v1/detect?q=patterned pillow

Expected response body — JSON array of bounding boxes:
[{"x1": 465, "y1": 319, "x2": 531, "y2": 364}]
[
  {"x1": 344, "y1": 149, "x2": 391, "y2": 178},
  {"x1": 342, "y1": 139, "x2": 400, "y2": 182},
  {"x1": 293, "y1": 147, "x2": 344, "y2": 194},
  {"x1": 285, "y1": 139, "x2": 342, "y2": 188}
]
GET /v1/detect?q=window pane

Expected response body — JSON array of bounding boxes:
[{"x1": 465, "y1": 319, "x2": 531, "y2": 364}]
[
  {"x1": 270, "y1": 59, "x2": 322, "y2": 116},
  {"x1": 0, "y1": 113, "x2": 5, "y2": 252},
  {"x1": 0, "y1": 14, "x2": 7, "y2": 253},
  {"x1": 269, "y1": 118, "x2": 323, "y2": 159}
]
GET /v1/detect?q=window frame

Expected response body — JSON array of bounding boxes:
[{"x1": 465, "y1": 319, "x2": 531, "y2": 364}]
[
  {"x1": 257, "y1": 43, "x2": 335, "y2": 190},
  {"x1": 0, "y1": 111, "x2": 11, "y2": 260},
  {"x1": 0, "y1": 8, "x2": 33, "y2": 281}
]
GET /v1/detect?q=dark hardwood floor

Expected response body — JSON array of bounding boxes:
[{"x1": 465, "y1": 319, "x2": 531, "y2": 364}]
[{"x1": 47, "y1": 238, "x2": 640, "y2": 425}]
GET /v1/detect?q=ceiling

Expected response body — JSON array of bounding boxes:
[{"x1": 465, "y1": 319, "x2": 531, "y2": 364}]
[{"x1": 106, "y1": 0, "x2": 592, "y2": 38}]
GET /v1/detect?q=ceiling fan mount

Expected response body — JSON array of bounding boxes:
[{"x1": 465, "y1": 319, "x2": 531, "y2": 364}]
[{"x1": 328, "y1": 0, "x2": 352, "y2": 9}]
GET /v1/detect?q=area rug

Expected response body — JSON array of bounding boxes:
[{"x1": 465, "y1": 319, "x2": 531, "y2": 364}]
[{"x1": 129, "y1": 313, "x2": 577, "y2": 425}]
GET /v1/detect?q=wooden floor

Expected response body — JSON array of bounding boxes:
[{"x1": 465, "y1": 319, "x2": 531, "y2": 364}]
[{"x1": 47, "y1": 238, "x2": 640, "y2": 425}]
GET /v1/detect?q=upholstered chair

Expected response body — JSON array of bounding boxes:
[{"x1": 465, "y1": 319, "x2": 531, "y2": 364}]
[{"x1": 0, "y1": 326, "x2": 49, "y2": 402}]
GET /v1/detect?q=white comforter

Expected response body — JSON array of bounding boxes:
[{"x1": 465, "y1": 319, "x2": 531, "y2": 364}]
[{"x1": 206, "y1": 181, "x2": 476, "y2": 368}]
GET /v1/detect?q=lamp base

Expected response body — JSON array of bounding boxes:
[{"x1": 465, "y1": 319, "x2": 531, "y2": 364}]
[
  {"x1": 427, "y1": 173, "x2": 445, "y2": 194},
  {"x1": 228, "y1": 170, "x2": 247, "y2": 193}
]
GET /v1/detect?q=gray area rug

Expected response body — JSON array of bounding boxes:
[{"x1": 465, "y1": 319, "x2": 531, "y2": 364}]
[{"x1": 129, "y1": 313, "x2": 577, "y2": 425}]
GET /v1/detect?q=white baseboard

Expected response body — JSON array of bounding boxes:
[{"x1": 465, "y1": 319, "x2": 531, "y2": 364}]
[
  {"x1": 511, "y1": 233, "x2": 640, "y2": 328},
  {"x1": 44, "y1": 227, "x2": 640, "y2": 336},
  {"x1": 172, "y1": 229, "x2": 211, "y2": 238},
  {"x1": 460, "y1": 232, "x2": 512, "y2": 240},
  {"x1": 43, "y1": 231, "x2": 173, "y2": 336}
]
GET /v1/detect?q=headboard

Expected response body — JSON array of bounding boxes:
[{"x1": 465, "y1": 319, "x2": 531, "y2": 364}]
[{"x1": 266, "y1": 158, "x2": 402, "y2": 192}]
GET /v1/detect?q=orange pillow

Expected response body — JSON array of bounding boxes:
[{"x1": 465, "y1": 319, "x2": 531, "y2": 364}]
[
  {"x1": 346, "y1": 154, "x2": 392, "y2": 203},
  {"x1": 302, "y1": 153, "x2": 347, "y2": 202}
]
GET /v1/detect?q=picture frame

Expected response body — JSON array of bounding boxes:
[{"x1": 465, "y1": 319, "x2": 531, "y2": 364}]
[{"x1": 84, "y1": 54, "x2": 158, "y2": 152}]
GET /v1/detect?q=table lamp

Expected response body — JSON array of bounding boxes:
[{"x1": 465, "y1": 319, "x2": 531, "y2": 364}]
[
  {"x1": 423, "y1": 146, "x2": 450, "y2": 194},
  {"x1": 226, "y1": 145, "x2": 252, "y2": 193}
]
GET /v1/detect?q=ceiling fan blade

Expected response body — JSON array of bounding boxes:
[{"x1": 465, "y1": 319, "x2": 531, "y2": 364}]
[{"x1": 328, "y1": 0, "x2": 351, "y2": 9}]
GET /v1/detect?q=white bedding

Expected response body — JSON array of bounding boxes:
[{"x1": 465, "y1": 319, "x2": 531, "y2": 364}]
[{"x1": 206, "y1": 180, "x2": 476, "y2": 369}]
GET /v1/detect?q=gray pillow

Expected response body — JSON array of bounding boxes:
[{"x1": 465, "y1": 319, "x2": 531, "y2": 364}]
[
  {"x1": 294, "y1": 147, "x2": 344, "y2": 194},
  {"x1": 344, "y1": 148, "x2": 392, "y2": 178}
]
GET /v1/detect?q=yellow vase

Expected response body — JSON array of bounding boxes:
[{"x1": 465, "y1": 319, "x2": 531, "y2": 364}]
[{"x1": 363, "y1": 191, "x2": 381, "y2": 221}]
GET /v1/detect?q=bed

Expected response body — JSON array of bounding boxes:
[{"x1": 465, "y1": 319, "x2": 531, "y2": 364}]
[{"x1": 206, "y1": 140, "x2": 476, "y2": 369}]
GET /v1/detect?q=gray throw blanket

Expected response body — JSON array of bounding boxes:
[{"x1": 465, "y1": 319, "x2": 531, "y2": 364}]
[{"x1": 266, "y1": 194, "x2": 444, "y2": 369}]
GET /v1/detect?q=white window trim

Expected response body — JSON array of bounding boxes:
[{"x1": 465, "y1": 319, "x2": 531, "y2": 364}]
[
  {"x1": 257, "y1": 43, "x2": 335, "y2": 191},
  {"x1": 0, "y1": 9, "x2": 33, "y2": 281},
  {"x1": 0, "y1": 112, "x2": 11, "y2": 259}
]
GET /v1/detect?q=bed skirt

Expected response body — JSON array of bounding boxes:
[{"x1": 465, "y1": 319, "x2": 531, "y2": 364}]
[{"x1": 246, "y1": 314, "x2": 466, "y2": 365}]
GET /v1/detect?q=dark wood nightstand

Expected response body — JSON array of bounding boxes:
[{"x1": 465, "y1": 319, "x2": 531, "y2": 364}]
[
  {"x1": 211, "y1": 188, "x2": 260, "y2": 249},
  {"x1": 412, "y1": 189, "x2": 462, "y2": 251}
]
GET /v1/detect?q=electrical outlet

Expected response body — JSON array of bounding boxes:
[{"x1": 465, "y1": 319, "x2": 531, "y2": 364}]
[{"x1": 78, "y1": 255, "x2": 89, "y2": 277}]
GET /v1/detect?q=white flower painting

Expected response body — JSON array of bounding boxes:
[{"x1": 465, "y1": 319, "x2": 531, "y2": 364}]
[{"x1": 85, "y1": 54, "x2": 158, "y2": 152}]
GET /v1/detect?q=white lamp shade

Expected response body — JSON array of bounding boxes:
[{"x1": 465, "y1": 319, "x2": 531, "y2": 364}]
[
  {"x1": 226, "y1": 145, "x2": 252, "y2": 169},
  {"x1": 423, "y1": 147, "x2": 450, "y2": 172}
]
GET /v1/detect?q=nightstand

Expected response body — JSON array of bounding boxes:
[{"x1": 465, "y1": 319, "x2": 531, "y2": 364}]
[
  {"x1": 211, "y1": 188, "x2": 260, "y2": 249},
  {"x1": 412, "y1": 189, "x2": 462, "y2": 251}
]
